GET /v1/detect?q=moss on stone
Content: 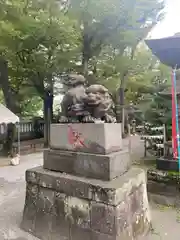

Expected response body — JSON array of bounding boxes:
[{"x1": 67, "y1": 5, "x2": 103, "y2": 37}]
[
  {"x1": 147, "y1": 168, "x2": 180, "y2": 184},
  {"x1": 167, "y1": 171, "x2": 180, "y2": 177}
]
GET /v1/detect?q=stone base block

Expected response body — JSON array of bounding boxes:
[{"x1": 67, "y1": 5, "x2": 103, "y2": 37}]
[
  {"x1": 21, "y1": 167, "x2": 151, "y2": 240},
  {"x1": 43, "y1": 149, "x2": 130, "y2": 181},
  {"x1": 156, "y1": 157, "x2": 179, "y2": 172},
  {"x1": 50, "y1": 123, "x2": 122, "y2": 154},
  {"x1": 147, "y1": 169, "x2": 180, "y2": 207}
]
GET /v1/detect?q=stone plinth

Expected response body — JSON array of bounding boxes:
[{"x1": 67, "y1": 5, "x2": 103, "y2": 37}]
[
  {"x1": 50, "y1": 123, "x2": 122, "y2": 154},
  {"x1": 147, "y1": 169, "x2": 180, "y2": 207},
  {"x1": 22, "y1": 123, "x2": 150, "y2": 239},
  {"x1": 21, "y1": 167, "x2": 151, "y2": 240},
  {"x1": 43, "y1": 149, "x2": 130, "y2": 181},
  {"x1": 156, "y1": 157, "x2": 179, "y2": 172}
]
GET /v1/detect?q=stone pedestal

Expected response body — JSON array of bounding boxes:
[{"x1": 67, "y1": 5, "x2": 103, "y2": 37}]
[
  {"x1": 156, "y1": 141, "x2": 179, "y2": 172},
  {"x1": 22, "y1": 167, "x2": 150, "y2": 240},
  {"x1": 156, "y1": 157, "x2": 179, "y2": 171},
  {"x1": 50, "y1": 123, "x2": 122, "y2": 154},
  {"x1": 21, "y1": 123, "x2": 151, "y2": 240},
  {"x1": 43, "y1": 149, "x2": 130, "y2": 181}
]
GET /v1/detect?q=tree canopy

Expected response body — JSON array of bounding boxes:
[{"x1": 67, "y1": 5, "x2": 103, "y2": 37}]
[
  {"x1": 0, "y1": 0, "x2": 80, "y2": 114},
  {"x1": 0, "y1": 0, "x2": 169, "y2": 127},
  {"x1": 68, "y1": 0, "x2": 164, "y2": 74}
]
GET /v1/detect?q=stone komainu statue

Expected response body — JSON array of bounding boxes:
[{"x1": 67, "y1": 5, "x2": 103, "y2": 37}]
[
  {"x1": 59, "y1": 74, "x2": 116, "y2": 123},
  {"x1": 83, "y1": 84, "x2": 116, "y2": 123},
  {"x1": 59, "y1": 74, "x2": 87, "y2": 123}
]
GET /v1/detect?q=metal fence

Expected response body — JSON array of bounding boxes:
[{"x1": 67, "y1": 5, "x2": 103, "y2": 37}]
[{"x1": 0, "y1": 120, "x2": 44, "y2": 142}]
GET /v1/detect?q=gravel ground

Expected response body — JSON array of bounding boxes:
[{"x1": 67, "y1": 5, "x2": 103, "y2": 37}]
[{"x1": 0, "y1": 137, "x2": 180, "y2": 239}]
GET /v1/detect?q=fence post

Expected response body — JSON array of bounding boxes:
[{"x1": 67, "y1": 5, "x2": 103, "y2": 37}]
[
  {"x1": 163, "y1": 124, "x2": 166, "y2": 156},
  {"x1": 128, "y1": 124, "x2": 131, "y2": 153},
  {"x1": 143, "y1": 122, "x2": 147, "y2": 157}
]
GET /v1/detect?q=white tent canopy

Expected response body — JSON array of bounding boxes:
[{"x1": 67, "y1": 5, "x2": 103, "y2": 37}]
[{"x1": 0, "y1": 103, "x2": 19, "y2": 124}]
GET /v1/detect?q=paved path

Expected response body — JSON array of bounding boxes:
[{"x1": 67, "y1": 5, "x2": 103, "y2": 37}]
[
  {"x1": 0, "y1": 137, "x2": 179, "y2": 239},
  {"x1": 0, "y1": 153, "x2": 41, "y2": 240}
]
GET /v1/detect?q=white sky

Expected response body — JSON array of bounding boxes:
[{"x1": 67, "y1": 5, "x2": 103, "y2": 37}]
[{"x1": 151, "y1": 0, "x2": 180, "y2": 38}]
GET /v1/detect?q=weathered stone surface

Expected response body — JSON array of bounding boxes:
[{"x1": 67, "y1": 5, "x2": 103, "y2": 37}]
[
  {"x1": 50, "y1": 123, "x2": 122, "y2": 154},
  {"x1": 70, "y1": 226, "x2": 92, "y2": 240},
  {"x1": 37, "y1": 188, "x2": 56, "y2": 214},
  {"x1": 21, "y1": 184, "x2": 39, "y2": 233},
  {"x1": 26, "y1": 167, "x2": 147, "y2": 206},
  {"x1": 91, "y1": 231, "x2": 122, "y2": 240},
  {"x1": 156, "y1": 157, "x2": 179, "y2": 172},
  {"x1": 65, "y1": 196, "x2": 91, "y2": 229},
  {"x1": 51, "y1": 217, "x2": 70, "y2": 240},
  {"x1": 91, "y1": 203, "x2": 115, "y2": 235},
  {"x1": 34, "y1": 211, "x2": 52, "y2": 240},
  {"x1": 147, "y1": 168, "x2": 180, "y2": 207},
  {"x1": 147, "y1": 168, "x2": 180, "y2": 184},
  {"x1": 148, "y1": 192, "x2": 180, "y2": 207},
  {"x1": 91, "y1": 184, "x2": 150, "y2": 237},
  {"x1": 22, "y1": 167, "x2": 151, "y2": 240},
  {"x1": 148, "y1": 180, "x2": 177, "y2": 196},
  {"x1": 91, "y1": 227, "x2": 137, "y2": 240},
  {"x1": 43, "y1": 149, "x2": 130, "y2": 180}
]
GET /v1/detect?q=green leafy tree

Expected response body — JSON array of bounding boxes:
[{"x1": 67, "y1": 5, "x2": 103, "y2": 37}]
[
  {"x1": 144, "y1": 93, "x2": 171, "y2": 126},
  {"x1": 89, "y1": 43, "x2": 170, "y2": 128},
  {"x1": 0, "y1": 0, "x2": 81, "y2": 145},
  {"x1": 69, "y1": 0, "x2": 164, "y2": 75},
  {"x1": 68, "y1": 0, "x2": 165, "y2": 135},
  {"x1": 143, "y1": 69, "x2": 171, "y2": 131},
  {"x1": 0, "y1": 0, "x2": 167, "y2": 140}
]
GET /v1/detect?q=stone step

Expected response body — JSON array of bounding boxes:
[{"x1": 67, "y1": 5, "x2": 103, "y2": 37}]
[
  {"x1": 43, "y1": 149, "x2": 130, "y2": 181},
  {"x1": 147, "y1": 168, "x2": 180, "y2": 207}
]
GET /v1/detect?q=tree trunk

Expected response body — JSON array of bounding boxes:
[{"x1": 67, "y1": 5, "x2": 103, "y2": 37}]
[
  {"x1": 43, "y1": 90, "x2": 53, "y2": 147},
  {"x1": 4, "y1": 123, "x2": 16, "y2": 156},
  {"x1": 119, "y1": 86, "x2": 125, "y2": 135},
  {"x1": 0, "y1": 58, "x2": 20, "y2": 155},
  {"x1": 116, "y1": 72, "x2": 128, "y2": 136},
  {"x1": 0, "y1": 58, "x2": 20, "y2": 113},
  {"x1": 82, "y1": 26, "x2": 91, "y2": 80},
  {"x1": 82, "y1": 54, "x2": 89, "y2": 79},
  {"x1": 43, "y1": 98, "x2": 49, "y2": 148},
  {"x1": 49, "y1": 80, "x2": 54, "y2": 122}
]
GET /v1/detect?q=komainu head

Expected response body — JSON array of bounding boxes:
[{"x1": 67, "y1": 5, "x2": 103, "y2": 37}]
[{"x1": 63, "y1": 74, "x2": 86, "y2": 87}]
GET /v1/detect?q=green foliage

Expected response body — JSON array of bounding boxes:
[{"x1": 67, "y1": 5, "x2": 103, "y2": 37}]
[
  {"x1": 19, "y1": 94, "x2": 43, "y2": 117},
  {"x1": 90, "y1": 44, "x2": 170, "y2": 100},
  {"x1": 144, "y1": 93, "x2": 171, "y2": 126},
  {"x1": 70, "y1": 0, "x2": 165, "y2": 63},
  {"x1": 0, "y1": 0, "x2": 81, "y2": 116},
  {"x1": 0, "y1": 0, "x2": 168, "y2": 121},
  {"x1": 0, "y1": 90, "x2": 4, "y2": 104}
]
